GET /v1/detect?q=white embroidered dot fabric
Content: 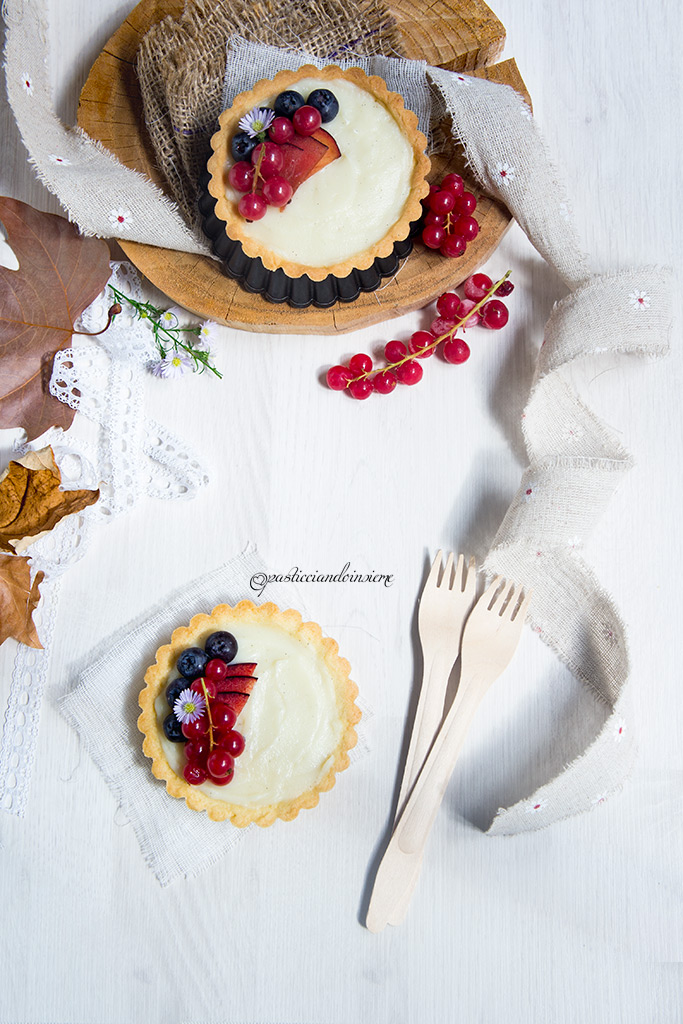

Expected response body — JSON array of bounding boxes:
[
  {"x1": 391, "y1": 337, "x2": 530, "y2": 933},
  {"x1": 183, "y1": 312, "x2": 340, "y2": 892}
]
[{"x1": 1, "y1": 10, "x2": 673, "y2": 833}]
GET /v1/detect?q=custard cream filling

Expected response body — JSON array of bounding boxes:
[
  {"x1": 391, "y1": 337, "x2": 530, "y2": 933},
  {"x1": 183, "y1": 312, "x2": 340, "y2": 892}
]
[
  {"x1": 226, "y1": 76, "x2": 415, "y2": 267},
  {"x1": 156, "y1": 622, "x2": 343, "y2": 806}
]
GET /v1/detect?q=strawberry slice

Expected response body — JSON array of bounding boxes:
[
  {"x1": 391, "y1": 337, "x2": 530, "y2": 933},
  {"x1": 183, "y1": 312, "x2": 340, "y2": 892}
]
[
  {"x1": 214, "y1": 692, "x2": 251, "y2": 718},
  {"x1": 279, "y1": 128, "x2": 341, "y2": 193},
  {"x1": 222, "y1": 663, "x2": 257, "y2": 678},
  {"x1": 215, "y1": 675, "x2": 257, "y2": 695}
]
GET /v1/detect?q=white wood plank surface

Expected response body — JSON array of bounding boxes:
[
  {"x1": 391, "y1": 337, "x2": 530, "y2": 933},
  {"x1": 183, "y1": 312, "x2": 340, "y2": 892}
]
[{"x1": 0, "y1": 1, "x2": 681, "y2": 1022}]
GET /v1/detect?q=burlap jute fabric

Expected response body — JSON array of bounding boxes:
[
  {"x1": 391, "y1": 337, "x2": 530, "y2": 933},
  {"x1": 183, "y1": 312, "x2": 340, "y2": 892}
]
[{"x1": 136, "y1": 0, "x2": 402, "y2": 224}]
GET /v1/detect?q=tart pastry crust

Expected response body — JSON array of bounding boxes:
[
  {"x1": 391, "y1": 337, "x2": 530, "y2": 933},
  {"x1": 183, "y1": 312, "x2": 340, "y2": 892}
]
[
  {"x1": 207, "y1": 65, "x2": 430, "y2": 281},
  {"x1": 138, "y1": 601, "x2": 361, "y2": 827}
]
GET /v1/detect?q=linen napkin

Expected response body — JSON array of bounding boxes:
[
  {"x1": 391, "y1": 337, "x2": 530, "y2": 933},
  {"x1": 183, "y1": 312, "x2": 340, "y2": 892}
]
[{"x1": 59, "y1": 547, "x2": 371, "y2": 886}]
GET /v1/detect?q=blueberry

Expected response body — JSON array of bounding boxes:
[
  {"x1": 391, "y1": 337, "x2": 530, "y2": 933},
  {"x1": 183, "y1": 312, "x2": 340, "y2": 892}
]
[
  {"x1": 205, "y1": 631, "x2": 238, "y2": 663},
  {"x1": 177, "y1": 646, "x2": 210, "y2": 679},
  {"x1": 306, "y1": 88, "x2": 339, "y2": 123},
  {"x1": 163, "y1": 712, "x2": 184, "y2": 743},
  {"x1": 273, "y1": 90, "x2": 305, "y2": 119},
  {"x1": 231, "y1": 131, "x2": 257, "y2": 161},
  {"x1": 165, "y1": 678, "x2": 186, "y2": 708}
]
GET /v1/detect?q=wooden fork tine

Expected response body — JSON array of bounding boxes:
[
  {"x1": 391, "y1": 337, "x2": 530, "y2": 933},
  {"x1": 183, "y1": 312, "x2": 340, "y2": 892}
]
[
  {"x1": 484, "y1": 575, "x2": 505, "y2": 609},
  {"x1": 441, "y1": 551, "x2": 454, "y2": 588},
  {"x1": 424, "y1": 550, "x2": 443, "y2": 589},
  {"x1": 454, "y1": 553, "x2": 465, "y2": 589},
  {"x1": 511, "y1": 588, "x2": 533, "y2": 622}
]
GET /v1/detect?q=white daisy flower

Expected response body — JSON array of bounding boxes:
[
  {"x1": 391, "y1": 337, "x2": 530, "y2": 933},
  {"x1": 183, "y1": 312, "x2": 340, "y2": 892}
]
[
  {"x1": 238, "y1": 106, "x2": 275, "y2": 138},
  {"x1": 195, "y1": 320, "x2": 220, "y2": 351},
  {"x1": 524, "y1": 798, "x2": 546, "y2": 814},
  {"x1": 48, "y1": 154, "x2": 71, "y2": 166},
  {"x1": 21, "y1": 74, "x2": 33, "y2": 96},
  {"x1": 158, "y1": 307, "x2": 182, "y2": 329},
  {"x1": 495, "y1": 161, "x2": 516, "y2": 183},
  {"x1": 108, "y1": 207, "x2": 133, "y2": 231},
  {"x1": 173, "y1": 688, "x2": 206, "y2": 724},
  {"x1": 629, "y1": 290, "x2": 650, "y2": 310},
  {"x1": 151, "y1": 353, "x2": 194, "y2": 379}
]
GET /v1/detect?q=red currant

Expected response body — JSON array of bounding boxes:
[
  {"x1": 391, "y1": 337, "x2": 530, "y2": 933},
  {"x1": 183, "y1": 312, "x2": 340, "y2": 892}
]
[
  {"x1": 348, "y1": 379, "x2": 373, "y2": 400},
  {"x1": 211, "y1": 704, "x2": 237, "y2": 733},
  {"x1": 372, "y1": 371, "x2": 397, "y2": 394},
  {"x1": 424, "y1": 210, "x2": 446, "y2": 227},
  {"x1": 385, "y1": 340, "x2": 407, "y2": 362},
  {"x1": 440, "y1": 172, "x2": 465, "y2": 198},
  {"x1": 326, "y1": 365, "x2": 353, "y2": 391},
  {"x1": 237, "y1": 193, "x2": 267, "y2": 221},
  {"x1": 204, "y1": 659, "x2": 227, "y2": 682},
  {"x1": 250, "y1": 141, "x2": 284, "y2": 178},
  {"x1": 455, "y1": 191, "x2": 477, "y2": 215},
  {"x1": 395, "y1": 360, "x2": 423, "y2": 385},
  {"x1": 464, "y1": 273, "x2": 493, "y2": 302},
  {"x1": 453, "y1": 215, "x2": 479, "y2": 242},
  {"x1": 292, "y1": 105, "x2": 322, "y2": 136},
  {"x1": 208, "y1": 769, "x2": 234, "y2": 786},
  {"x1": 421, "y1": 224, "x2": 445, "y2": 249},
  {"x1": 206, "y1": 749, "x2": 235, "y2": 778},
  {"x1": 428, "y1": 189, "x2": 455, "y2": 215},
  {"x1": 495, "y1": 280, "x2": 515, "y2": 297},
  {"x1": 183, "y1": 762, "x2": 208, "y2": 786},
  {"x1": 223, "y1": 729, "x2": 246, "y2": 757},
  {"x1": 184, "y1": 739, "x2": 209, "y2": 764},
  {"x1": 262, "y1": 176, "x2": 293, "y2": 207},
  {"x1": 480, "y1": 299, "x2": 509, "y2": 329},
  {"x1": 457, "y1": 299, "x2": 481, "y2": 327},
  {"x1": 443, "y1": 337, "x2": 471, "y2": 364},
  {"x1": 439, "y1": 234, "x2": 466, "y2": 258},
  {"x1": 436, "y1": 292, "x2": 461, "y2": 319},
  {"x1": 181, "y1": 716, "x2": 208, "y2": 741},
  {"x1": 348, "y1": 353, "x2": 372, "y2": 375},
  {"x1": 228, "y1": 161, "x2": 255, "y2": 192},
  {"x1": 430, "y1": 317, "x2": 456, "y2": 338},
  {"x1": 409, "y1": 330, "x2": 435, "y2": 358},
  {"x1": 269, "y1": 116, "x2": 295, "y2": 144},
  {"x1": 190, "y1": 677, "x2": 217, "y2": 698}
]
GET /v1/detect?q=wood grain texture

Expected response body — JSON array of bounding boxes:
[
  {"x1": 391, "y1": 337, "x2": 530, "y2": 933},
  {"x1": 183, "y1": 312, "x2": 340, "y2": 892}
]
[{"x1": 76, "y1": 0, "x2": 527, "y2": 334}]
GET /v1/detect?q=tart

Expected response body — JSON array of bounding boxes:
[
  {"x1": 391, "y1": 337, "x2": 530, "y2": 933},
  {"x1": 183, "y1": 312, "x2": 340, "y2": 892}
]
[
  {"x1": 206, "y1": 64, "x2": 430, "y2": 284},
  {"x1": 138, "y1": 601, "x2": 361, "y2": 827}
]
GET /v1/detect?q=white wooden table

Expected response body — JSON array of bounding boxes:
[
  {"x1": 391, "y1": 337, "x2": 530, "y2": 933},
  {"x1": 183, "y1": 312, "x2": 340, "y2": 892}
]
[{"x1": 1, "y1": 2, "x2": 681, "y2": 1021}]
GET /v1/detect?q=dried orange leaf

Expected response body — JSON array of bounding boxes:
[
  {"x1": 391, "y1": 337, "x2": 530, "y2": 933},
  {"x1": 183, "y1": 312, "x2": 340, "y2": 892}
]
[
  {"x1": 0, "y1": 446, "x2": 99, "y2": 554},
  {"x1": 0, "y1": 552, "x2": 44, "y2": 648},
  {"x1": 0, "y1": 197, "x2": 111, "y2": 442}
]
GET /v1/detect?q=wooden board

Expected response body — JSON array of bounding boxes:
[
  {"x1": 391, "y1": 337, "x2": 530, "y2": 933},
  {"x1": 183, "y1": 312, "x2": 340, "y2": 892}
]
[{"x1": 77, "y1": 0, "x2": 529, "y2": 335}]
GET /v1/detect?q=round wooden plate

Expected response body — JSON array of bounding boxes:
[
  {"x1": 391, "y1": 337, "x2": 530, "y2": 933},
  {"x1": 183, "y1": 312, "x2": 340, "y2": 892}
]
[{"x1": 77, "y1": 0, "x2": 529, "y2": 335}]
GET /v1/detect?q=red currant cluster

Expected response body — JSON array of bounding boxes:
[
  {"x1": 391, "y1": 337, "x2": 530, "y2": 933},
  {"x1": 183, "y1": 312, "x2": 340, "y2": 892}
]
[
  {"x1": 421, "y1": 173, "x2": 480, "y2": 259},
  {"x1": 163, "y1": 631, "x2": 257, "y2": 786},
  {"x1": 326, "y1": 271, "x2": 514, "y2": 399},
  {"x1": 229, "y1": 89, "x2": 340, "y2": 222}
]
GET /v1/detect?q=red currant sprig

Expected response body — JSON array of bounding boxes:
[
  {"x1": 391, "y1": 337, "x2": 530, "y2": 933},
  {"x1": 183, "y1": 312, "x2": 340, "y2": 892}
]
[
  {"x1": 326, "y1": 271, "x2": 513, "y2": 399},
  {"x1": 421, "y1": 173, "x2": 480, "y2": 259}
]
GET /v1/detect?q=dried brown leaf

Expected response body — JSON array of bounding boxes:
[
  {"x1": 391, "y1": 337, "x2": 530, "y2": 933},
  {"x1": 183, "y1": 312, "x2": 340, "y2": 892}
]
[
  {"x1": 0, "y1": 446, "x2": 99, "y2": 553},
  {"x1": 0, "y1": 552, "x2": 44, "y2": 648},
  {"x1": 0, "y1": 197, "x2": 111, "y2": 442}
]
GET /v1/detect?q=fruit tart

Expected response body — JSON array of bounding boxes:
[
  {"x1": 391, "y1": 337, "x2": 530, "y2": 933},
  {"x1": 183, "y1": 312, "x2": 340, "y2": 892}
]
[
  {"x1": 203, "y1": 64, "x2": 430, "y2": 305},
  {"x1": 138, "y1": 601, "x2": 361, "y2": 827}
]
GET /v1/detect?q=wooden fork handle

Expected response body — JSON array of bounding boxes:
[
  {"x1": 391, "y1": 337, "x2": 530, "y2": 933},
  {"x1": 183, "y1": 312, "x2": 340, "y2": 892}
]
[{"x1": 366, "y1": 677, "x2": 490, "y2": 932}]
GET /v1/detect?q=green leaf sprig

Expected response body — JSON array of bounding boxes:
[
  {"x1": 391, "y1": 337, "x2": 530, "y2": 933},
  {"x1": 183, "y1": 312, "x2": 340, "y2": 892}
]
[{"x1": 107, "y1": 285, "x2": 222, "y2": 378}]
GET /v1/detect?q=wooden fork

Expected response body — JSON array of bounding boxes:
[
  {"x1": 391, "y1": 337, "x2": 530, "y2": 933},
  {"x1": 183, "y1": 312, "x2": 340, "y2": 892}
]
[
  {"x1": 366, "y1": 576, "x2": 531, "y2": 932},
  {"x1": 382, "y1": 552, "x2": 476, "y2": 927}
]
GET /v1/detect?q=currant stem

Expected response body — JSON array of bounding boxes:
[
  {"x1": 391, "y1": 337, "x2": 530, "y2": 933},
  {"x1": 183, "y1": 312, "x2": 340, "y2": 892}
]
[
  {"x1": 345, "y1": 270, "x2": 511, "y2": 387},
  {"x1": 200, "y1": 679, "x2": 215, "y2": 752}
]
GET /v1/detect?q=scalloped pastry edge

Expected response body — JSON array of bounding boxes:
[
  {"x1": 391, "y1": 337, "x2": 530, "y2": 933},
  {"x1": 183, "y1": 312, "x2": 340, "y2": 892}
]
[
  {"x1": 138, "y1": 600, "x2": 361, "y2": 827},
  {"x1": 207, "y1": 65, "x2": 430, "y2": 281}
]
